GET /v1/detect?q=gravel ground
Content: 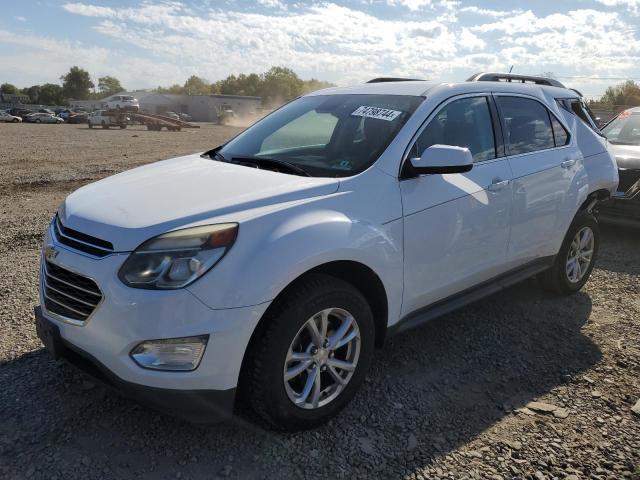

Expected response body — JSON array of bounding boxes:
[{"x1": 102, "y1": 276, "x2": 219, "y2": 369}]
[{"x1": 0, "y1": 123, "x2": 638, "y2": 480}]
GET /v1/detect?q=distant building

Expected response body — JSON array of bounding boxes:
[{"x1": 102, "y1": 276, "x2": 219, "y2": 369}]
[
  {"x1": 0, "y1": 92, "x2": 30, "y2": 105},
  {"x1": 69, "y1": 91, "x2": 262, "y2": 122}
]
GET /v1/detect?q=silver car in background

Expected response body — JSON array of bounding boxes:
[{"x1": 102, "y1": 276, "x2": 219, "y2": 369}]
[
  {"x1": 599, "y1": 107, "x2": 640, "y2": 226},
  {"x1": 24, "y1": 112, "x2": 63, "y2": 124}
]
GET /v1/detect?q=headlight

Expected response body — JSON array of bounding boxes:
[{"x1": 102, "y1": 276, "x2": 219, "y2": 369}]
[{"x1": 118, "y1": 223, "x2": 238, "y2": 289}]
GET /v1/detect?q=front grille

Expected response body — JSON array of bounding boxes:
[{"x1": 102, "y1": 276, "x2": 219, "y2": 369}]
[
  {"x1": 42, "y1": 261, "x2": 103, "y2": 322},
  {"x1": 53, "y1": 215, "x2": 114, "y2": 257}
]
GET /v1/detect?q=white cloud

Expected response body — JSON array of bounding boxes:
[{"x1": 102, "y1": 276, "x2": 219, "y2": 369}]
[
  {"x1": 385, "y1": 0, "x2": 432, "y2": 11},
  {"x1": 471, "y1": 9, "x2": 640, "y2": 73},
  {"x1": 459, "y1": 6, "x2": 521, "y2": 18},
  {"x1": 2, "y1": 1, "x2": 638, "y2": 96},
  {"x1": 15, "y1": 16, "x2": 27, "y2": 22},
  {"x1": 595, "y1": 0, "x2": 640, "y2": 15},
  {"x1": 256, "y1": 0, "x2": 287, "y2": 9},
  {"x1": 0, "y1": 29, "x2": 184, "y2": 88}
]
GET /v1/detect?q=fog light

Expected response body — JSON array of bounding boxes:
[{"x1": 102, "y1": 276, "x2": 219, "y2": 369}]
[{"x1": 130, "y1": 335, "x2": 208, "y2": 371}]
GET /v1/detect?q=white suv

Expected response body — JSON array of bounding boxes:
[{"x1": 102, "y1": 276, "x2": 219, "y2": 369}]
[
  {"x1": 36, "y1": 76, "x2": 618, "y2": 430},
  {"x1": 104, "y1": 95, "x2": 139, "y2": 112}
]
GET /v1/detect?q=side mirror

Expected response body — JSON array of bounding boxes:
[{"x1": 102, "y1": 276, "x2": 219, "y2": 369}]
[{"x1": 406, "y1": 144, "x2": 473, "y2": 176}]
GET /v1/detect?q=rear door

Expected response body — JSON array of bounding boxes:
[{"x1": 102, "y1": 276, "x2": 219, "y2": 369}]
[
  {"x1": 494, "y1": 94, "x2": 579, "y2": 265},
  {"x1": 400, "y1": 94, "x2": 513, "y2": 315}
]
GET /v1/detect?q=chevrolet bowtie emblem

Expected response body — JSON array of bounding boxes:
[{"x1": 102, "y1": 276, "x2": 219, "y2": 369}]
[{"x1": 44, "y1": 245, "x2": 58, "y2": 260}]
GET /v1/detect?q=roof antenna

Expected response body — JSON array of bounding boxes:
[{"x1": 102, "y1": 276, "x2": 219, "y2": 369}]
[{"x1": 508, "y1": 65, "x2": 514, "y2": 73}]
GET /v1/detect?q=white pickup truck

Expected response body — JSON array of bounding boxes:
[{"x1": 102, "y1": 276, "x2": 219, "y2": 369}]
[{"x1": 87, "y1": 110, "x2": 127, "y2": 129}]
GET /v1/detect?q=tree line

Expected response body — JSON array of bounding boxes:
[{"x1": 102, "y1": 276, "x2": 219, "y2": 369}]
[
  {"x1": 0, "y1": 66, "x2": 333, "y2": 107},
  {"x1": 3, "y1": 66, "x2": 637, "y2": 109},
  {"x1": 587, "y1": 80, "x2": 640, "y2": 109}
]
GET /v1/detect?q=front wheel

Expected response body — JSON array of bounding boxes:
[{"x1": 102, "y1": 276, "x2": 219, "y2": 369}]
[
  {"x1": 35, "y1": 119, "x2": 41, "y2": 123},
  {"x1": 242, "y1": 274, "x2": 375, "y2": 431},
  {"x1": 541, "y1": 211, "x2": 599, "y2": 294},
  {"x1": 12, "y1": 118, "x2": 19, "y2": 123}
]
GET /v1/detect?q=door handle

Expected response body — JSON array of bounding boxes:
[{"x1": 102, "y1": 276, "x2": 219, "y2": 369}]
[
  {"x1": 561, "y1": 159, "x2": 576, "y2": 169},
  {"x1": 488, "y1": 179, "x2": 510, "y2": 192}
]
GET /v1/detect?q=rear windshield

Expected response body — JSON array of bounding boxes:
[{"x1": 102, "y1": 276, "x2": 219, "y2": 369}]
[
  {"x1": 602, "y1": 112, "x2": 640, "y2": 146},
  {"x1": 219, "y1": 94, "x2": 423, "y2": 177}
]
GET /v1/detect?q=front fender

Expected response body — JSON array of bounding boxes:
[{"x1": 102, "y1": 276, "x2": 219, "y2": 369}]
[{"x1": 187, "y1": 208, "x2": 404, "y2": 324}]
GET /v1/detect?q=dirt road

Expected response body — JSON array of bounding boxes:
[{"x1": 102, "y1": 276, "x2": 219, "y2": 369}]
[{"x1": 0, "y1": 123, "x2": 638, "y2": 479}]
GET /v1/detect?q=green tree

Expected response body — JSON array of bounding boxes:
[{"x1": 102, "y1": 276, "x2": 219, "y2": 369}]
[
  {"x1": 0, "y1": 83, "x2": 18, "y2": 94},
  {"x1": 97, "y1": 76, "x2": 123, "y2": 97},
  {"x1": 301, "y1": 78, "x2": 334, "y2": 95},
  {"x1": 599, "y1": 80, "x2": 640, "y2": 107},
  {"x1": 183, "y1": 75, "x2": 210, "y2": 95},
  {"x1": 22, "y1": 85, "x2": 42, "y2": 103},
  {"x1": 259, "y1": 66, "x2": 303, "y2": 106},
  {"x1": 155, "y1": 83, "x2": 185, "y2": 94},
  {"x1": 60, "y1": 66, "x2": 94, "y2": 100},
  {"x1": 38, "y1": 83, "x2": 65, "y2": 105}
]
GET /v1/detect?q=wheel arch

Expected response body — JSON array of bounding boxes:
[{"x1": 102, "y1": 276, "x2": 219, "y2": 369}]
[
  {"x1": 580, "y1": 188, "x2": 610, "y2": 212},
  {"x1": 271, "y1": 260, "x2": 387, "y2": 344},
  {"x1": 237, "y1": 260, "x2": 389, "y2": 405}
]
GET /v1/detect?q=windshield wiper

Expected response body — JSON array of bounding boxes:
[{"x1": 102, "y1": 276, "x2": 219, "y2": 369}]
[
  {"x1": 230, "y1": 156, "x2": 311, "y2": 177},
  {"x1": 204, "y1": 150, "x2": 311, "y2": 177}
]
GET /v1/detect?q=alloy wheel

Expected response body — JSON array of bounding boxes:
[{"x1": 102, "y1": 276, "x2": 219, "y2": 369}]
[
  {"x1": 566, "y1": 226, "x2": 594, "y2": 283},
  {"x1": 283, "y1": 308, "x2": 361, "y2": 410}
]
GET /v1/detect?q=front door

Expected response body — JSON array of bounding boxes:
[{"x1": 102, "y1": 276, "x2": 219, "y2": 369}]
[{"x1": 400, "y1": 95, "x2": 513, "y2": 316}]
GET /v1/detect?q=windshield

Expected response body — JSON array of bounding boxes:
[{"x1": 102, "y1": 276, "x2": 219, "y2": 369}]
[
  {"x1": 219, "y1": 94, "x2": 423, "y2": 177},
  {"x1": 602, "y1": 112, "x2": 640, "y2": 146}
]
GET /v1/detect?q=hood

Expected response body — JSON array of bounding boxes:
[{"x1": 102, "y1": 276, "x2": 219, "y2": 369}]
[
  {"x1": 61, "y1": 154, "x2": 340, "y2": 251},
  {"x1": 609, "y1": 143, "x2": 640, "y2": 170}
]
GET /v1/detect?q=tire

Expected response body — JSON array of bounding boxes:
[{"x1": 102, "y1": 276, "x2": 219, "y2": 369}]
[
  {"x1": 540, "y1": 210, "x2": 599, "y2": 294},
  {"x1": 241, "y1": 273, "x2": 375, "y2": 431},
  {"x1": 35, "y1": 119, "x2": 41, "y2": 123},
  {"x1": 12, "y1": 118, "x2": 18, "y2": 123},
  {"x1": 119, "y1": 124, "x2": 126, "y2": 129}
]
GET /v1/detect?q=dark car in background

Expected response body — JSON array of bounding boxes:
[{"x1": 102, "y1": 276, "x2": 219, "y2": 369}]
[
  {"x1": 8, "y1": 107, "x2": 33, "y2": 120},
  {"x1": 67, "y1": 112, "x2": 89, "y2": 124},
  {"x1": 599, "y1": 107, "x2": 640, "y2": 226}
]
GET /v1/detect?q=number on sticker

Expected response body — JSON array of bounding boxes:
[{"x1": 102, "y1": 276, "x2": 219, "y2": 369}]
[{"x1": 351, "y1": 106, "x2": 402, "y2": 122}]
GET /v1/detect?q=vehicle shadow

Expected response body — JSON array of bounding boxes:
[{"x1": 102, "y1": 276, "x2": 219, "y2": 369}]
[
  {"x1": 598, "y1": 223, "x2": 640, "y2": 276},
  {"x1": 0, "y1": 281, "x2": 598, "y2": 479}
]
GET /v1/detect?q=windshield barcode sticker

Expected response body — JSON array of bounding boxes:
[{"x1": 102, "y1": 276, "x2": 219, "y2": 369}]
[{"x1": 351, "y1": 106, "x2": 402, "y2": 122}]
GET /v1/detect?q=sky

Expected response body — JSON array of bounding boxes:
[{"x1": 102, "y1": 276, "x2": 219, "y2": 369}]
[{"x1": 1, "y1": 0, "x2": 640, "y2": 98}]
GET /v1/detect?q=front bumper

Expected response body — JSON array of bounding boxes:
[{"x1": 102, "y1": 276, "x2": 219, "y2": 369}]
[
  {"x1": 37, "y1": 222, "x2": 271, "y2": 421},
  {"x1": 598, "y1": 169, "x2": 640, "y2": 226},
  {"x1": 36, "y1": 307, "x2": 234, "y2": 422}
]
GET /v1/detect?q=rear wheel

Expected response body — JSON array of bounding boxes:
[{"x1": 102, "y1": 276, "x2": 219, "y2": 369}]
[
  {"x1": 541, "y1": 211, "x2": 599, "y2": 294},
  {"x1": 242, "y1": 274, "x2": 375, "y2": 431},
  {"x1": 12, "y1": 118, "x2": 19, "y2": 123},
  {"x1": 35, "y1": 119, "x2": 41, "y2": 123}
]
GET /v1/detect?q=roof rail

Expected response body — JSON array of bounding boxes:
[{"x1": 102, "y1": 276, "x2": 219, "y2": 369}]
[
  {"x1": 366, "y1": 77, "x2": 425, "y2": 83},
  {"x1": 466, "y1": 72, "x2": 566, "y2": 89}
]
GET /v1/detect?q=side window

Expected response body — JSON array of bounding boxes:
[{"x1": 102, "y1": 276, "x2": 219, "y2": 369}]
[
  {"x1": 497, "y1": 96, "x2": 554, "y2": 155},
  {"x1": 411, "y1": 96, "x2": 496, "y2": 162},
  {"x1": 549, "y1": 113, "x2": 569, "y2": 147}
]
